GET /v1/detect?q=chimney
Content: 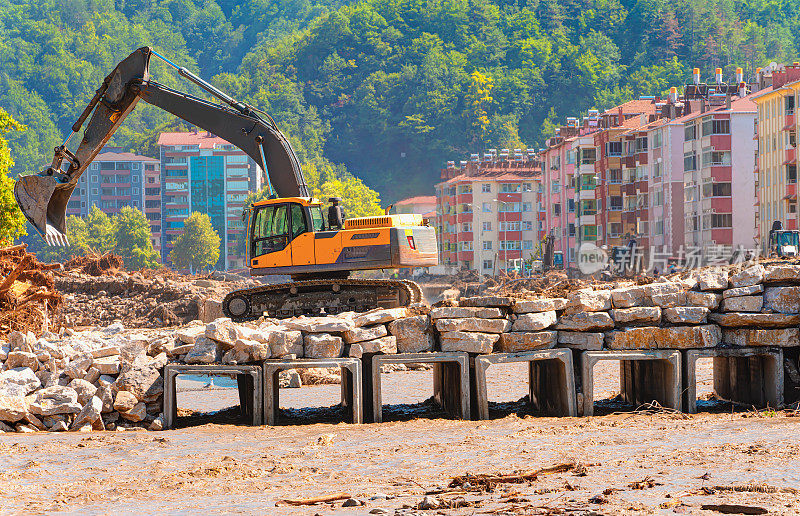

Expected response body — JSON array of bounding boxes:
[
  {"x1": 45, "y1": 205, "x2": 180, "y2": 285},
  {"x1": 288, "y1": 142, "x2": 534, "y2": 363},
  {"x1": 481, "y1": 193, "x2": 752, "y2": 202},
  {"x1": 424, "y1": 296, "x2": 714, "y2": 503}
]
[
  {"x1": 715, "y1": 67, "x2": 723, "y2": 85},
  {"x1": 725, "y1": 94, "x2": 731, "y2": 110},
  {"x1": 617, "y1": 106, "x2": 623, "y2": 126},
  {"x1": 669, "y1": 86, "x2": 678, "y2": 103},
  {"x1": 739, "y1": 81, "x2": 747, "y2": 98},
  {"x1": 693, "y1": 68, "x2": 701, "y2": 85},
  {"x1": 735, "y1": 67, "x2": 743, "y2": 84}
]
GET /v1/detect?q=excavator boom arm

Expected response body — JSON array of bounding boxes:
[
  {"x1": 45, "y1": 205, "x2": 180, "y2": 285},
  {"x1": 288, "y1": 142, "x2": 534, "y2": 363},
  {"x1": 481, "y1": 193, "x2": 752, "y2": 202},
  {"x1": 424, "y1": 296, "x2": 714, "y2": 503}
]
[{"x1": 14, "y1": 47, "x2": 307, "y2": 245}]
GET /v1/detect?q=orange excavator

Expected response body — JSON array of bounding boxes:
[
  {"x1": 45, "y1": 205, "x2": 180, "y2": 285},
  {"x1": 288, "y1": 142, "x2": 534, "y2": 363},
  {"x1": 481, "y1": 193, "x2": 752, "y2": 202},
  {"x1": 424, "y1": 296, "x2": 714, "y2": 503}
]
[{"x1": 14, "y1": 47, "x2": 438, "y2": 320}]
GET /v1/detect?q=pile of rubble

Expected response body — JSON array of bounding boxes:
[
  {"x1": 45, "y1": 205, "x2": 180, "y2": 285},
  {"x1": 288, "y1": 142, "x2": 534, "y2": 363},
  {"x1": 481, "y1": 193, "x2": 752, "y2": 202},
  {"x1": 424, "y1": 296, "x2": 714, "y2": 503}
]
[{"x1": 0, "y1": 245, "x2": 61, "y2": 338}]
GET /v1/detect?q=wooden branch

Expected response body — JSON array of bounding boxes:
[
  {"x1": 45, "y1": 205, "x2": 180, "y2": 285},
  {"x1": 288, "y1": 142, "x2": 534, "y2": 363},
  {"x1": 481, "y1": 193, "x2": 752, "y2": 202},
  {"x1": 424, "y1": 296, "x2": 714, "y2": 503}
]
[
  {"x1": 279, "y1": 492, "x2": 351, "y2": 506},
  {"x1": 0, "y1": 255, "x2": 32, "y2": 293}
]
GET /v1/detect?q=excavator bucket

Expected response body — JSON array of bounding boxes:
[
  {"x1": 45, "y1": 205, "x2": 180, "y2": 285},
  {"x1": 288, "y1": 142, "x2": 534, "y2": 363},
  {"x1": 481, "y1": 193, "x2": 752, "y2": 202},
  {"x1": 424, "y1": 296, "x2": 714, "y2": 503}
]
[{"x1": 14, "y1": 173, "x2": 75, "y2": 246}]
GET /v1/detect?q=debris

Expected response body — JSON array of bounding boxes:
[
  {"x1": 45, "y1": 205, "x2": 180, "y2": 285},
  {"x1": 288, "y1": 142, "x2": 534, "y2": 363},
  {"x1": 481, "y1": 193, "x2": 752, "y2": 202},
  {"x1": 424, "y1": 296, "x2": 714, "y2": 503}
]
[
  {"x1": 449, "y1": 462, "x2": 576, "y2": 490},
  {"x1": 699, "y1": 503, "x2": 768, "y2": 515},
  {"x1": 0, "y1": 244, "x2": 61, "y2": 338},
  {"x1": 64, "y1": 252, "x2": 123, "y2": 276},
  {"x1": 628, "y1": 476, "x2": 662, "y2": 489},
  {"x1": 280, "y1": 492, "x2": 351, "y2": 506}
]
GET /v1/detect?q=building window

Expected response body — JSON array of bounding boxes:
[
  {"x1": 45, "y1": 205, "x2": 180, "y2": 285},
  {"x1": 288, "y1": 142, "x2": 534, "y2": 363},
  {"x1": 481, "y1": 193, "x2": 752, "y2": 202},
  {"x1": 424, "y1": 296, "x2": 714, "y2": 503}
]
[
  {"x1": 482, "y1": 221, "x2": 492, "y2": 231},
  {"x1": 606, "y1": 142, "x2": 622, "y2": 157},
  {"x1": 553, "y1": 203, "x2": 561, "y2": 216},
  {"x1": 652, "y1": 130, "x2": 662, "y2": 148},
  {"x1": 703, "y1": 118, "x2": 730, "y2": 136},
  {"x1": 568, "y1": 223, "x2": 575, "y2": 236},
  {"x1": 132, "y1": 188, "x2": 139, "y2": 195},
  {"x1": 481, "y1": 183, "x2": 491, "y2": 193},
  {"x1": 483, "y1": 260, "x2": 493, "y2": 270},
  {"x1": 91, "y1": 188, "x2": 98, "y2": 195},
  {"x1": 636, "y1": 137, "x2": 648, "y2": 153},
  {"x1": 457, "y1": 184, "x2": 472, "y2": 194},
  {"x1": 579, "y1": 148, "x2": 596, "y2": 164},
  {"x1": 654, "y1": 220, "x2": 664, "y2": 235},
  {"x1": 610, "y1": 196, "x2": 622, "y2": 211},
  {"x1": 702, "y1": 150, "x2": 731, "y2": 167},
  {"x1": 608, "y1": 222, "x2": 622, "y2": 238},
  {"x1": 522, "y1": 221, "x2": 532, "y2": 231},
  {"x1": 702, "y1": 182, "x2": 732, "y2": 197},
  {"x1": 500, "y1": 183, "x2": 521, "y2": 193},
  {"x1": 684, "y1": 152, "x2": 697, "y2": 171},
  {"x1": 522, "y1": 202, "x2": 532, "y2": 212},
  {"x1": 568, "y1": 199, "x2": 575, "y2": 213},
  {"x1": 684, "y1": 123, "x2": 697, "y2": 141},
  {"x1": 462, "y1": 222, "x2": 472, "y2": 232},
  {"x1": 483, "y1": 241, "x2": 492, "y2": 250},
  {"x1": 523, "y1": 240, "x2": 533, "y2": 250},
  {"x1": 91, "y1": 175, "x2": 99, "y2": 183},
  {"x1": 653, "y1": 162, "x2": 662, "y2": 178},
  {"x1": 482, "y1": 202, "x2": 492, "y2": 212}
]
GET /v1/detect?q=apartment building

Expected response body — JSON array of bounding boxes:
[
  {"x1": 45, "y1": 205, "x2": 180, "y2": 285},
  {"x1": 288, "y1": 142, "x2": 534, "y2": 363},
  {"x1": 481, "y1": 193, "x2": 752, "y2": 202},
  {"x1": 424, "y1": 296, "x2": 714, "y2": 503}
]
[
  {"x1": 753, "y1": 63, "x2": 800, "y2": 251},
  {"x1": 539, "y1": 68, "x2": 761, "y2": 269},
  {"x1": 435, "y1": 155, "x2": 544, "y2": 274},
  {"x1": 157, "y1": 131, "x2": 262, "y2": 270},
  {"x1": 66, "y1": 149, "x2": 161, "y2": 252}
]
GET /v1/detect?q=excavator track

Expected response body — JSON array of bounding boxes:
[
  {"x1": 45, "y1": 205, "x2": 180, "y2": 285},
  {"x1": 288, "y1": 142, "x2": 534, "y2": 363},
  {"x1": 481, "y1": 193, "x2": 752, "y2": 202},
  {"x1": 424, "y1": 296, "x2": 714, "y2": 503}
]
[{"x1": 222, "y1": 278, "x2": 422, "y2": 321}]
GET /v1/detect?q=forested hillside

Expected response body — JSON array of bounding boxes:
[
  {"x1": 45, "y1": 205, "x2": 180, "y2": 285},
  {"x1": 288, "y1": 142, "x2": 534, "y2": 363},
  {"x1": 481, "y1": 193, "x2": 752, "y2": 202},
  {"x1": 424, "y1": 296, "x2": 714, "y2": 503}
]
[{"x1": 1, "y1": 0, "x2": 799, "y2": 202}]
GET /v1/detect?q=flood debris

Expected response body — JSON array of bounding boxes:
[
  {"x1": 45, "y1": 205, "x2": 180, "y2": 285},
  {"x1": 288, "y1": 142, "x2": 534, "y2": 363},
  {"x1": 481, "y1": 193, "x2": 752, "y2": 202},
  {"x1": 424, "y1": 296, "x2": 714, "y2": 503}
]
[
  {"x1": 449, "y1": 462, "x2": 577, "y2": 490},
  {"x1": 0, "y1": 244, "x2": 61, "y2": 338},
  {"x1": 279, "y1": 492, "x2": 351, "y2": 506},
  {"x1": 700, "y1": 503, "x2": 769, "y2": 515}
]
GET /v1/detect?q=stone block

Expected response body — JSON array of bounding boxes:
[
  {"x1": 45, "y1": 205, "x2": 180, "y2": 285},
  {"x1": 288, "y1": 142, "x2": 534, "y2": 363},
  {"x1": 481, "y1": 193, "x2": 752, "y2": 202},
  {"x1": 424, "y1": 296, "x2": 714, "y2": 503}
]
[
  {"x1": 175, "y1": 325, "x2": 205, "y2": 345},
  {"x1": 729, "y1": 264, "x2": 765, "y2": 288},
  {"x1": 650, "y1": 292, "x2": 687, "y2": 309},
  {"x1": 763, "y1": 286, "x2": 800, "y2": 314},
  {"x1": 697, "y1": 268, "x2": 729, "y2": 291},
  {"x1": 304, "y1": 333, "x2": 344, "y2": 358},
  {"x1": 352, "y1": 308, "x2": 408, "y2": 327},
  {"x1": 720, "y1": 295, "x2": 763, "y2": 313},
  {"x1": 439, "y1": 331, "x2": 499, "y2": 353},
  {"x1": 722, "y1": 328, "x2": 799, "y2": 347},
  {"x1": 764, "y1": 265, "x2": 800, "y2": 284},
  {"x1": 642, "y1": 282, "x2": 683, "y2": 298},
  {"x1": 343, "y1": 324, "x2": 387, "y2": 344},
  {"x1": 115, "y1": 365, "x2": 163, "y2": 402},
  {"x1": 723, "y1": 284, "x2": 764, "y2": 298},
  {"x1": 557, "y1": 331, "x2": 604, "y2": 350},
  {"x1": 119, "y1": 402, "x2": 147, "y2": 422},
  {"x1": 663, "y1": 306, "x2": 709, "y2": 324},
  {"x1": 185, "y1": 336, "x2": 221, "y2": 364},
  {"x1": 113, "y1": 390, "x2": 138, "y2": 412},
  {"x1": 0, "y1": 368, "x2": 41, "y2": 397},
  {"x1": 93, "y1": 356, "x2": 121, "y2": 375},
  {"x1": 68, "y1": 379, "x2": 97, "y2": 405},
  {"x1": 29, "y1": 386, "x2": 81, "y2": 416},
  {"x1": 611, "y1": 286, "x2": 647, "y2": 308},
  {"x1": 4, "y1": 351, "x2": 38, "y2": 370},
  {"x1": 610, "y1": 306, "x2": 661, "y2": 325},
  {"x1": 429, "y1": 306, "x2": 504, "y2": 319},
  {"x1": 459, "y1": 296, "x2": 514, "y2": 308},
  {"x1": 709, "y1": 312, "x2": 800, "y2": 328},
  {"x1": 496, "y1": 331, "x2": 557, "y2": 352},
  {"x1": 90, "y1": 346, "x2": 120, "y2": 359},
  {"x1": 563, "y1": 289, "x2": 612, "y2": 314},
  {"x1": 204, "y1": 318, "x2": 240, "y2": 348},
  {"x1": 436, "y1": 317, "x2": 511, "y2": 334},
  {"x1": 285, "y1": 316, "x2": 355, "y2": 333},
  {"x1": 605, "y1": 324, "x2": 721, "y2": 350},
  {"x1": 555, "y1": 311, "x2": 614, "y2": 332},
  {"x1": 511, "y1": 311, "x2": 557, "y2": 331},
  {"x1": 512, "y1": 298, "x2": 568, "y2": 314},
  {"x1": 0, "y1": 395, "x2": 28, "y2": 422},
  {"x1": 686, "y1": 291, "x2": 722, "y2": 309},
  {"x1": 200, "y1": 298, "x2": 224, "y2": 323},
  {"x1": 358, "y1": 336, "x2": 397, "y2": 354},
  {"x1": 388, "y1": 316, "x2": 434, "y2": 353},
  {"x1": 71, "y1": 396, "x2": 103, "y2": 430},
  {"x1": 267, "y1": 330, "x2": 304, "y2": 357}
]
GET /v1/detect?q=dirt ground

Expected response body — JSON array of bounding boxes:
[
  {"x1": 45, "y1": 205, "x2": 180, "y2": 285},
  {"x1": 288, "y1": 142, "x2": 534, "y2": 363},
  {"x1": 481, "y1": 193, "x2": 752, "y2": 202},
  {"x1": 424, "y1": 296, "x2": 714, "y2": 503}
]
[{"x1": 2, "y1": 363, "x2": 799, "y2": 515}]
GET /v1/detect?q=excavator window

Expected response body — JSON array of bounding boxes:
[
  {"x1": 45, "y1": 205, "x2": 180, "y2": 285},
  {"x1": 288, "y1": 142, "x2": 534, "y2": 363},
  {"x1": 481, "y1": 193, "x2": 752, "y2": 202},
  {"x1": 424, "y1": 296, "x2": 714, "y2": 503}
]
[
  {"x1": 290, "y1": 204, "x2": 307, "y2": 239},
  {"x1": 309, "y1": 205, "x2": 325, "y2": 232},
  {"x1": 252, "y1": 204, "x2": 289, "y2": 256}
]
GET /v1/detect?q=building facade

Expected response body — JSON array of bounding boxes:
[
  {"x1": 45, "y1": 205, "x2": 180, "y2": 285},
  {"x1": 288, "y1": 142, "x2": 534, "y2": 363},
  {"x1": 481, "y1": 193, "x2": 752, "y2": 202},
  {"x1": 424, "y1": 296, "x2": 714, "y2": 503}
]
[
  {"x1": 157, "y1": 131, "x2": 262, "y2": 270},
  {"x1": 753, "y1": 63, "x2": 800, "y2": 251},
  {"x1": 66, "y1": 149, "x2": 161, "y2": 253},
  {"x1": 435, "y1": 157, "x2": 544, "y2": 274}
]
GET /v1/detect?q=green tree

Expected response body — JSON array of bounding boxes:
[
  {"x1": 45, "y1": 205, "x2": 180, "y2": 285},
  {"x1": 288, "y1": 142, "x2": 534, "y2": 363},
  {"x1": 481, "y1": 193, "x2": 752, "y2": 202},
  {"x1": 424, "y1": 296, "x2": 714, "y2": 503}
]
[
  {"x1": 31, "y1": 215, "x2": 89, "y2": 263},
  {"x1": 85, "y1": 205, "x2": 115, "y2": 252},
  {"x1": 465, "y1": 70, "x2": 494, "y2": 149},
  {"x1": 0, "y1": 109, "x2": 27, "y2": 245},
  {"x1": 170, "y1": 212, "x2": 221, "y2": 272},
  {"x1": 113, "y1": 206, "x2": 159, "y2": 269}
]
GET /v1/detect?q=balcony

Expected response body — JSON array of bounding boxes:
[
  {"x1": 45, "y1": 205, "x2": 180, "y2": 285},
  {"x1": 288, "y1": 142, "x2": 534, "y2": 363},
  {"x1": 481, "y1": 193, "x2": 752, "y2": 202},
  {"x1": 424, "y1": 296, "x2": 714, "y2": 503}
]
[
  {"x1": 578, "y1": 188, "x2": 596, "y2": 201},
  {"x1": 578, "y1": 214, "x2": 596, "y2": 226}
]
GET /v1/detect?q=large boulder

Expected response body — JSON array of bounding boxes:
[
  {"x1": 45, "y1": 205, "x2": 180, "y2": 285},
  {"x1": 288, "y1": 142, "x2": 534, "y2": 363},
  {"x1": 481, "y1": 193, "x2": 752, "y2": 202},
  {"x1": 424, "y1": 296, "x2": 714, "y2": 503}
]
[
  {"x1": 605, "y1": 325, "x2": 721, "y2": 350},
  {"x1": 722, "y1": 328, "x2": 799, "y2": 347},
  {"x1": 563, "y1": 289, "x2": 612, "y2": 314},
  {"x1": 0, "y1": 368, "x2": 41, "y2": 397},
  {"x1": 93, "y1": 356, "x2": 121, "y2": 375},
  {"x1": 496, "y1": 331, "x2": 557, "y2": 352},
  {"x1": 610, "y1": 307, "x2": 661, "y2": 325},
  {"x1": 439, "y1": 331, "x2": 499, "y2": 353},
  {"x1": 763, "y1": 265, "x2": 800, "y2": 284},
  {"x1": 650, "y1": 292, "x2": 687, "y2": 309},
  {"x1": 430, "y1": 306, "x2": 504, "y2": 319},
  {"x1": 70, "y1": 396, "x2": 103, "y2": 430},
  {"x1": 29, "y1": 386, "x2": 81, "y2": 416},
  {"x1": 352, "y1": 308, "x2": 408, "y2": 328},
  {"x1": 343, "y1": 325, "x2": 388, "y2": 344},
  {"x1": 267, "y1": 330, "x2": 304, "y2": 357},
  {"x1": 304, "y1": 333, "x2": 344, "y2": 358},
  {"x1": 709, "y1": 312, "x2": 800, "y2": 328},
  {"x1": 512, "y1": 311, "x2": 557, "y2": 332},
  {"x1": 663, "y1": 307, "x2": 709, "y2": 324},
  {"x1": 388, "y1": 316, "x2": 434, "y2": 353},
  {"x1": 357, "y1": 336, "x2": 397, "y2": 354},
  {"x1": 115, "y1": 365, "x2": 163, "y2": 402},
  {"x1": 185, "y1": 336, "x2": 222, "y2": 364},
  {"x1": 557, "y1": 332, "x2": 604, "y2": 350},
  {"x1": 512, "y1": 298, "x2": 568, "y2": 314},
  {"x1": 720, "y1": 295, "x2": 763, "y2": 313},
  {"x1": 685, "y1": 291, "x2": 722, "y2": 309},
  {"x1": 459, "y1": 296, "x2": 514, "y2": 308},
  {"x1": 5, "y1": 351, "x2": 38, "y2": 370},
  {"x1": 436, "y1": 318, "x2": 511, "y2": 334},
  {"x1": 175, "y1": 325, "x2": 206, "y2": 345},
  {"x1": 555, "y1": 312, "x2": 614, "y2": 332},
  {"x1": 8, "y1": 331, "x2": 35, "y2": 352},
  {"x1": 763, "y1": 286, "x2": 800, "y2": 314},
  {"x1": 285, "y1": 316, "x2": 355, "y2": 333},
  {"x1": 113, "y1": 390, "x2": 138, "y2": 412},
  {"x1": 610, "y1": 287, "x2": 647, "y2": 308},
  {"x1": 68, "y1": 379, "x2": 97, "y2": 405},
  {"x1": 723, "y1": 284, "x2": 764, "y2": 298},
  {"x1": 0, "y1": 395, "x2": 28, "y2": 422},
  {"x1": 729, "y1": 265, "x2": 765, "y2": 288},
  {"x1": 697, "y1": 269, "x2": 728, "y2": 291},
  {"x1": 204, "y1": 318, "x2": 241, "y2": 348}
]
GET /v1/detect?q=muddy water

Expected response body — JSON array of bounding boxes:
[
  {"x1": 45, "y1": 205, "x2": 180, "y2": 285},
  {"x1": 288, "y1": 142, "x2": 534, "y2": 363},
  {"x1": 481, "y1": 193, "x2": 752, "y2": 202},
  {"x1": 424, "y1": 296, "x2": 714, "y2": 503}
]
[{"x1": 1, "y1": 363, "x2": 798, "y2": 515}]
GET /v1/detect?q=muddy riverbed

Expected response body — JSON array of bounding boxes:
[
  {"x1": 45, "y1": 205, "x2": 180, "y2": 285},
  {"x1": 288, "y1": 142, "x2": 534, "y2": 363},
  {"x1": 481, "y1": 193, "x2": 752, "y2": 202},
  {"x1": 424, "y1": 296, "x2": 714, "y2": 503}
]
[{"x1": 1, "y1": 362, "x2": 799, "y2": 515}]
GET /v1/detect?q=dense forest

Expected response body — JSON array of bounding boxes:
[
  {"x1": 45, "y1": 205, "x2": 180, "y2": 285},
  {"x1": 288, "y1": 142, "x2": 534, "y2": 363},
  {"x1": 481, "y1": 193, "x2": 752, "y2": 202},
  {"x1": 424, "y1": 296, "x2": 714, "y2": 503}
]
[{"x1": 1, "y1": 0, "x2": 799, "y2": 202}]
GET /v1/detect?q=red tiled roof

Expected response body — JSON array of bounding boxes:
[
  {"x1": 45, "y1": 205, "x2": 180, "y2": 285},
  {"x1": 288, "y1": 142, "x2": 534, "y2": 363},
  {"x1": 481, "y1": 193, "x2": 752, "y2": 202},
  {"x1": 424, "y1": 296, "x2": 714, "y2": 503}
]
[
  {"x1": 603, "y1": 99, "x2": 657, "y2": 116},
  {"x1": 438, "y1": 172, "x2": 540, "y2": 186},
  {"x1": 157, "y1": 131, "x2": 231, "y2": 148},
  {"x1": 396, "y1": 195, "x2": 436, "y2": 205},
  {"x1": 95, "y1": 151, "x2": 158, "y2": 162}
]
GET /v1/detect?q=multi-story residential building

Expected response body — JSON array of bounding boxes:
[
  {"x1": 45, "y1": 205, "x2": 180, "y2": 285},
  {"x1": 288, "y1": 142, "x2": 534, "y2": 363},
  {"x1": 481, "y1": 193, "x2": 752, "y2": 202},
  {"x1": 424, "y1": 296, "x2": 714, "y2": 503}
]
[
  {"x1": 157, "y1": 131, "x2": 262, "y2": 270},
  {"x1": 539, "y1": 68, "x2": 762, "y2": 269},
  {"x1": 66, "y1": 149, "x2": 161, "y2": 252},
  {"x1": 753, "y1": 63, "x2": 800, "y2": 251},
  {"x1": 434, "y1": 155, "x2": 544, "y2": 274}
]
